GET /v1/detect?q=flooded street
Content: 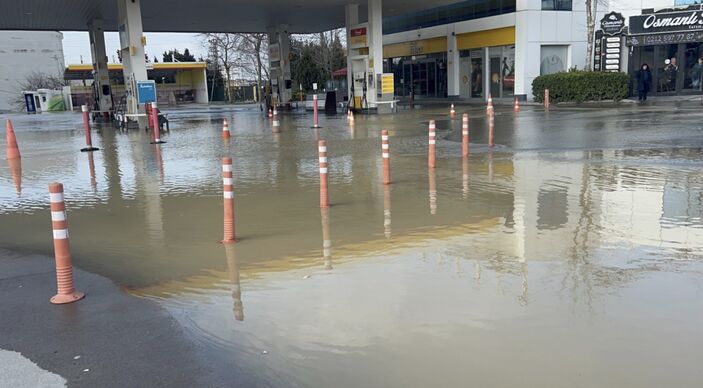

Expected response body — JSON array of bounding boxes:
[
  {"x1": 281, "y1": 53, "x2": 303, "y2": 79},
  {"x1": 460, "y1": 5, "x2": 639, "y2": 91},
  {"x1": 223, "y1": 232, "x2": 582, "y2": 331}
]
[{"x1": 2, "y1": 104, "x2": 703, "y2": 387}]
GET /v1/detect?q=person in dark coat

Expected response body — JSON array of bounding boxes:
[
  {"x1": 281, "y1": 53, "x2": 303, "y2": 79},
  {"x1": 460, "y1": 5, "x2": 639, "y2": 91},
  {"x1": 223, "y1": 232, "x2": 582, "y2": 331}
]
[{"x1": 636, "y1": 63, "x2": 652, "y2": 103}]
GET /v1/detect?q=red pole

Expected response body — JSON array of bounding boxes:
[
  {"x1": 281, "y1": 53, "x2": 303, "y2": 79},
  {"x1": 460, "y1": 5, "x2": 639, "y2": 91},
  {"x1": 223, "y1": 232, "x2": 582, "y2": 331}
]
[
  {"x1": 381, "y1": 130, "x2": 391, "y2": 185},
  {"x1": 49, "y1": 183, "x2": 85, "y2": 304},
  {"x1": 150, "y1": 102, "x2": 165, "y2": 144},
  {"x1": 80, "y1": 105, "x2": 98, "y2": 152},
  {"x1": 222, "y1": 157, "x2": 236, "y2": 243},
  {"x1": 318, "y1": 140, "x2": 329, "y2": 208},
  {"x1": 222, "y1": 119, "x2": 231, "y2": 139},
  {"x1": 428, "y1": 120, "x2": 436, "y2": 169},
  {"x1": 462, "y1": 113, "x2": 469, "y2": 157}
]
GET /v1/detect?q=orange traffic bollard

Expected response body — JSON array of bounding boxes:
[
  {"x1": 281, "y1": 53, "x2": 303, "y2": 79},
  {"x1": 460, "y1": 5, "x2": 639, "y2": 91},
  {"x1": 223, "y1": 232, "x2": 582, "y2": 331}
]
[
  {"x1": 318, "y1": 140, "x2": 329, "y2": 208},
  {"x1": 428, "y1": 120, "x2": 436, "y2": 169},
  {"x1": 487, "y1": 94, "x2": 494, "y2": 114},
  {"x1": 48, "y1": 183, "x2": 85, "y2": 305},
  {"x1": 544, "y1": 89, "x2": 550, "y2": 109},
  {"x1": 222, "y1": 119, "x2": 231, "y2": 139},
  {"x1": 221, "y1": 157, "x2": 236, "y2": 244},
  {"x1": 462, "y1": 113, "x2": 469, "y2": 157},
  {"x1": 8, "y1": 157, "x2": 21, "y2": 195},
  {"x1": 312, "y1": 94, "x2": 321, "y2": 128},
  {"x1": 488, "y1": 114, "x2": 495, "y2": 147},
  {"x1": 80, "y1": 105, "x2": 99, "y2": 152},
  {"x1": 514, "y1": 97, "x2": 520, "y2": 112},
  {"x1": 150, "y1": 102, "x2": 165, "y2": 144},
  {"x1": 450, "y1": 103, "x2": 456, "y2": 118},
  {"x1": 381, "y1": 130, "x2": 391, "y2": 185},
  {"x1": 5, "y1": 119, "x2": 20, "y2": 160}
]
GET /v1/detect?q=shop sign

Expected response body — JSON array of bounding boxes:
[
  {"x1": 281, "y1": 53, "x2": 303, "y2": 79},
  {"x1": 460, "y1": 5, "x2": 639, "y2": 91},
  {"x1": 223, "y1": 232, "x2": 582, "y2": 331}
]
[
  {"x1": 593, "y1": 30, "x2": 603, "y2": 71},
  {"x1": 630, "y1": 10, "x2": 703, "y2": 35},
  {"x1": 601, "y1": 12, "x2": 626, "y2": 36},
  {"x1": 381, "y1": 73, "x2": 394, "y2": 94},
  {"x1": 349, "y1": 25, "x2": 368, "y2": 49}
]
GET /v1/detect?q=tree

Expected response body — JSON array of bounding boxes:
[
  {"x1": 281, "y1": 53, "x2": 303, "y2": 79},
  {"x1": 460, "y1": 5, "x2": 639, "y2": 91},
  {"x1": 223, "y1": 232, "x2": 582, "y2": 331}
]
[
  {"x1": 200, "y1": 34, "x2": 241, "y2": 102},
  {"x1": 585, "y1": 0, "x2": 606, "y2": 71},
  {"x1": 13, "y1": 71, "x2": 67, "y2": 110},
  {"x1": 162, "y1": 48, "x2": 196, "y2": 62},
  {"x1": 236, "y1": 33, "x2": 269, "y2": 102}
]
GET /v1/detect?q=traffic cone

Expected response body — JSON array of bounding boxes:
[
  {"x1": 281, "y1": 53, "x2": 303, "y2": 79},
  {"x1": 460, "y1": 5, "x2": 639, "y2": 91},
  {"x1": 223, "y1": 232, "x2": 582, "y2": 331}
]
[
  {"x1": 5, "y1": 119, "x2": 20, "y2": 160},
  {"x1": 222, "y1": 119, "x2": 231, "y2": 139}
]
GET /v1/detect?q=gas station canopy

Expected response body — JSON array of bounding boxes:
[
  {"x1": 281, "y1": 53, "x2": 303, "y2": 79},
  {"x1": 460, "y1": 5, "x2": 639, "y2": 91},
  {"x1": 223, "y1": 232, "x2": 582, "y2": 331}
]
[{"x1": 0, "y1": 0, "x2": 457, "y2": 33}]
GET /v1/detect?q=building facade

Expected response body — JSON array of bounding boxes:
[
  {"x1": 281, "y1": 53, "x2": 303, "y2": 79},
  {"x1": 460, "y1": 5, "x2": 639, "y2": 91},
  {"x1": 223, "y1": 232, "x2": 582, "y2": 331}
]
[
  {"x1": 0, "y1": 31, "x2": 64, "y2": 112},
  {"x1": 381, "y1": 0, "x2": 590, "y2": 101}
]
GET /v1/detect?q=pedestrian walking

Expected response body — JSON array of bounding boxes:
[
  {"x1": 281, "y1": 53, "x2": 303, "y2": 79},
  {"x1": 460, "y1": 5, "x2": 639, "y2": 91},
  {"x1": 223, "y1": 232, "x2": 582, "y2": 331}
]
[
  {"x1": 636, "y1": 63, "x2": 652, "y2": 103},
  {"x1": 691, "y1": 58, "x2": 703, "y2": 90}
]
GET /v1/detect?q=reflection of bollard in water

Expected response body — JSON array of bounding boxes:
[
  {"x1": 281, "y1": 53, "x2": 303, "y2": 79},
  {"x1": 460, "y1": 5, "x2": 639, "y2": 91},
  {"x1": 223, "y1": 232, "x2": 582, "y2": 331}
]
[
  {"x1": 474, "y1": 260, "x2": 481, "y2": 282},
  {"x1": 488, "y1": 114, "x2": 495, "y2": 147},
  {"x1": 381, "y1": 130, "x2": 391, "y2": 185},
  {"x1": 514, "y1": 97, "x2": 520, "y2": 112},
  {"x1": 488, "y1": 150, "x2": 494, "y2": 184},
  {"x1": 348, "y1": 110, "x2": 355, "y2": 125},
  {"x1": 80, "y1": 105, "x2": 99, "y2": 152},
  {"x1": 222, "y1": 119, "x2": 231, "y2": 139},
  {"x1": 48, "y1": 183, "x2": 85, "y2": 304},
  {"x1": 450, "y1": 103, "x2": 456, "y2": 118},
  {"x1": 383, "y1": 185, "x2": 392, "y2": 238},
  {"x1": 462, "y1": 113, "x2": 469, "y2": 157},
  {"x1": 272, "y1": 109, "x2": 280, "y2": 133},
  {"x1": 88, "y1": 152, "x2": 97, "y2": 192},
  {"x1": 8, "y1": 157, "x2": 21, "y2": 195},
  {"x1": 5, "y1": 119, "x2": 21, "y2": 160},
  {"x1": 544, "y1": 89, "x2": 550, "y2": 110},
  {"x1": 428, "y1": 120, "x2": 436, "y2": 169},
  {"x1": 520, "y1": 262, "x2": 528, "y2": 305},
  {"x1": 318, "y1": 140, "x2": 329, "y2": 208},
  {"x1": 221, "y1": 157, "x2": 236, "y2": 243},
  {"x1": 428, "y1": 167, "x2": 437, "y2": 215},
  {"x1": 224, "y1": 244, "x2": 244, "y2": 321},
  {"x1": 320, "y1": 207, "x2": 332, "y2": 270},
  {"x1": 154, "y1": 144, "x2": 165, "y2": 182},
  {"x1": 462, "y1": 156, "x2": 469, "y2": 199}
]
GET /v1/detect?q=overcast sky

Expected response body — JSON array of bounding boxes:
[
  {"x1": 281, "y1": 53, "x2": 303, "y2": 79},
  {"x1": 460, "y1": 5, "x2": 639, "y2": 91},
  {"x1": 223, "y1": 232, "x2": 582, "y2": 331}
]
[{"x1": 62, "y1": 31, "x2": 207, "y2": 64}]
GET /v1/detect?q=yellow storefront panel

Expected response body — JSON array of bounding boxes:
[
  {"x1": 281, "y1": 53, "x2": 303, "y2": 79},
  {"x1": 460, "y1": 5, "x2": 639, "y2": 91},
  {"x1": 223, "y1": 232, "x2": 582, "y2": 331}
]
[
  {"x1": 456, "y1": 27, "x2": 515, "y2": 50},
  {"x1": 383, "y1": 37, "x2": 447, "y2": 59}
]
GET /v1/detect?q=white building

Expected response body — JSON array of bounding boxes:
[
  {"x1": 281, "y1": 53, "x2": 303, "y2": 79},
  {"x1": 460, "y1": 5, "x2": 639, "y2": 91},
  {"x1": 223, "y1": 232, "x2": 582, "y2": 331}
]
[
  {"x1": 379, "y1": 0, "x2": 592, "y2": 101},
  {"x1": 0, "y1": 31, "x2": 65, "y2": 112}
]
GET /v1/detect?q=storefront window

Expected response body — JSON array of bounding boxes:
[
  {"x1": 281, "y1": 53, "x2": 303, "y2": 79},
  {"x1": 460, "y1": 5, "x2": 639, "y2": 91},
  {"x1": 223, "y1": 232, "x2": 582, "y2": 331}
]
[
  {"x1": 683, "y1": 43, "x2": 702, "y2": 92},
  {"x1": 655, "y1": 44, "x2": 679, "y2": 93},
  {"x1": 471, "y1": 51, "x2": 483, "y2": 98},
  {"x1": 540, "y1": 45, "x2": 568, "y2": 75},
  {"x1": 389, "y1": 53, "x2": 448, "y2": 98},
  {"x1": 541, "y1": 0, "x2": 572, "y2": 10}
]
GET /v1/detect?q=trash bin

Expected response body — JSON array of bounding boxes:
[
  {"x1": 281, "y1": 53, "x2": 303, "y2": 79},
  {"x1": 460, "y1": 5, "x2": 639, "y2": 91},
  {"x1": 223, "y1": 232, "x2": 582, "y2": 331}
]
[{"x1": 325, "y1": 91, "x2": 337, "y2": 114}]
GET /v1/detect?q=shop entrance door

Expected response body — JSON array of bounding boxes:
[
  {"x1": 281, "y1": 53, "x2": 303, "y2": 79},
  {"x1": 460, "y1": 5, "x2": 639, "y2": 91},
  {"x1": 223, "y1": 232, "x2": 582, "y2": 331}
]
[
  {"x1": 470, "y1": 51, "x2": 484, "y2": 99},
  {"x1": 401, "y1": 58, "x2": 441, "y2": 98},
  {"x1": 489, "y1": 54, "x2": 502, "y2": 98}
]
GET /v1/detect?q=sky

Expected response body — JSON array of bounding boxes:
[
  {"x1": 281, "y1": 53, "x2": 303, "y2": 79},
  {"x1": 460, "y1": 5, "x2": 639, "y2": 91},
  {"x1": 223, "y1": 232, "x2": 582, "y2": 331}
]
[{"x1": 62, "y1": 31, "x2": 207, "y2": 64}]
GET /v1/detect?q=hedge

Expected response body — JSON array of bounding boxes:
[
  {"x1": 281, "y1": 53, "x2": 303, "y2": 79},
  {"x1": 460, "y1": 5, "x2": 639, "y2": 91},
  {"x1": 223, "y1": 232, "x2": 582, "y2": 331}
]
[{"x1": 532, "y1": 71, "x2": 629, "y2": 103}]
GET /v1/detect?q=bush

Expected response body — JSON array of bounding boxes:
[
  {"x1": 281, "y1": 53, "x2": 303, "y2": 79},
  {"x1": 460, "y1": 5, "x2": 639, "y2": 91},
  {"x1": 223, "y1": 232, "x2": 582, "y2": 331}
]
[{"x1": 532, "y1": 71, "x2": 629, "y2": 103}]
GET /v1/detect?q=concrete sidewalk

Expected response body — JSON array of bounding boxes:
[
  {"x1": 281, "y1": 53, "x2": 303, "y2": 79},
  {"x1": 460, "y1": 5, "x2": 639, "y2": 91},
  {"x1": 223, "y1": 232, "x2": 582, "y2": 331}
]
[{"x1": 0, "y1": 249, "x2": 256, "y2": 387}]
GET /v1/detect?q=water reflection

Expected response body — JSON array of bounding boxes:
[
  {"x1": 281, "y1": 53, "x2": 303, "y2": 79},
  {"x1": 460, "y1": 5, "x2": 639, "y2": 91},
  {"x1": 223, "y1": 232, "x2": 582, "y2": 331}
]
[
  {"x1": 428, "y1": 168, "x2": 437, "y2": 215},
  {"x1": 87, "y1": 152, "x2": 97, "y2": 192},
  {"x1": 224, "y1": 244, "x2": 244, "y2": 322},
  {"x1": 8, "y1": 157, "x2": 21, "y2": 195},
  {"x1": 321, "y1": 207, "x2": 332, "y2": 270},
  {"x1": 383, "y1": 185, "x2": 392, "y2": 238}
]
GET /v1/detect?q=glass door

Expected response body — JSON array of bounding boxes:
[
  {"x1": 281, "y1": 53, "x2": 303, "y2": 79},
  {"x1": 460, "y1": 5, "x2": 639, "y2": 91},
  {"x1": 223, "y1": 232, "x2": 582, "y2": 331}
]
[
  {"x1": 489, "y1": 54, "x2": 501, "y2": 98},
  {"x1": 470, "y1": 50, "x2": 483, "y2": 99},
  {"x1": 682, "y1": 43, "x2": 702, "y2": 93}
]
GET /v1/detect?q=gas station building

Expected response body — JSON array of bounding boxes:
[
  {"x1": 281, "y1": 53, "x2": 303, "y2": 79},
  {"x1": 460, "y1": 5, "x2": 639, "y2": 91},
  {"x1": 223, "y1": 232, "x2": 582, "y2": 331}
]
[{"x1": 0, "y1": 0, "x2": 590, "y2": 119}]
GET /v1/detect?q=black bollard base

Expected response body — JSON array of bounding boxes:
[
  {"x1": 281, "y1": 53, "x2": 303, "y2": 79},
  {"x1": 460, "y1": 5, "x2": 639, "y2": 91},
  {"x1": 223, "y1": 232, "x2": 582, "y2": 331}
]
[{"x1": 80, "y1": 147, "x2": 99, "y2": 152}]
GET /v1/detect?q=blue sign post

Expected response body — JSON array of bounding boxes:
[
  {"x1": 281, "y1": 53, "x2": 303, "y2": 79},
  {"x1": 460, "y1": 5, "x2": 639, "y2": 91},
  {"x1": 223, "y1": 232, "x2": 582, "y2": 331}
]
[{"x1": 137, "y1": 80, "x2": 157, "y2": 104}]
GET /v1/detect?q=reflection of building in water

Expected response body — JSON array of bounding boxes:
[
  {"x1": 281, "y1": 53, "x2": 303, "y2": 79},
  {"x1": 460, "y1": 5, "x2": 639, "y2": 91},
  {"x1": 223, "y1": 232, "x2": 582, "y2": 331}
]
[
  {"x1": 510, "y1": 152, "x2": 590, "y2": 262},
  {"x1": 321, "y1": 207, "x2": 332, "y2": 270},
  {"x1": 225, "y1": 244, "x2": 244, "y2": 322}
]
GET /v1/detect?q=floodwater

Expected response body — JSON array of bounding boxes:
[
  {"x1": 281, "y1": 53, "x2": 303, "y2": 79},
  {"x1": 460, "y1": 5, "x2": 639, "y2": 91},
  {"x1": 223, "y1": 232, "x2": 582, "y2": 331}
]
[{"x1": 2, "y1": 104, "x2": 703, "y2": 387}]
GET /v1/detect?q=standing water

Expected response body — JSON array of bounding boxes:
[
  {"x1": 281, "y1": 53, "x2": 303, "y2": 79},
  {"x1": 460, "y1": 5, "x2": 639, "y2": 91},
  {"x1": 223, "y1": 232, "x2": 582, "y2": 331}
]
[{"x1": 1, "y1": 104, "x2": 703, "y2": 387}]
